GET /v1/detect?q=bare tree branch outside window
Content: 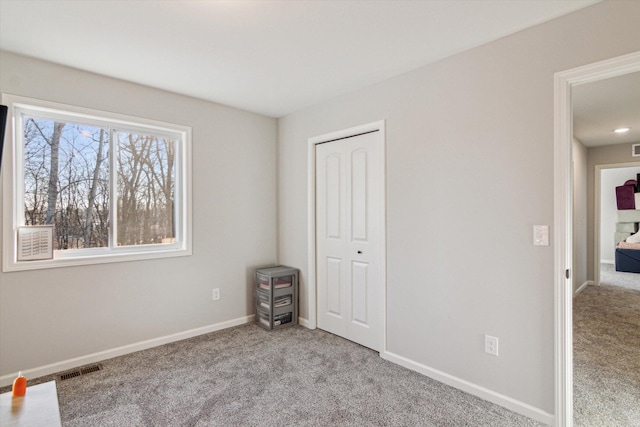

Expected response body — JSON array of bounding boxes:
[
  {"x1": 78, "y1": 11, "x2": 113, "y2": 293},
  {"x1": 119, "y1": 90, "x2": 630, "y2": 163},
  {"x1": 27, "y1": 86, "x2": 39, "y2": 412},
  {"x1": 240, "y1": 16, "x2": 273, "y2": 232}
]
[
  {"x1": 23, "y1": 116, "x2": 176, "y2": 251},
  {"x1": 115, "y1": 130, "x2": 175, "y2": 246}
]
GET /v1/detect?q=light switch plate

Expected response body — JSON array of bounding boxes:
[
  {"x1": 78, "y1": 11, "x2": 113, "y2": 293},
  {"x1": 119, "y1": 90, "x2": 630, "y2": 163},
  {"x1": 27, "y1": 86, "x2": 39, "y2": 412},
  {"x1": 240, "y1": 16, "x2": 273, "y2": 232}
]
[{"x1": 533, "y1": 225, "x2": 549, "y2": 246}]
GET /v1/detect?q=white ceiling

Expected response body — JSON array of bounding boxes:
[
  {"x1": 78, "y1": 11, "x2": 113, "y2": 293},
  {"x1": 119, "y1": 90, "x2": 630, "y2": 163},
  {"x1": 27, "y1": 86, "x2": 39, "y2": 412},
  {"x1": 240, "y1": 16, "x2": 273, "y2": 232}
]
[
  {"x1": 572, "y1": 72, "x2": 640, "y2": 147},
  {"x1": 0, "y1": 0, "x2": 599, "y2": 118}
]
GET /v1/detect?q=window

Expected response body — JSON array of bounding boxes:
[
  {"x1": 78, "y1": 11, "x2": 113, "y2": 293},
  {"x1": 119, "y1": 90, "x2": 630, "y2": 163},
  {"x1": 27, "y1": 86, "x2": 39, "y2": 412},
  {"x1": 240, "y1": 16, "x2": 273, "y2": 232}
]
[{"x1": 2, "y1": 95, "x2": 192, "y2": 271}]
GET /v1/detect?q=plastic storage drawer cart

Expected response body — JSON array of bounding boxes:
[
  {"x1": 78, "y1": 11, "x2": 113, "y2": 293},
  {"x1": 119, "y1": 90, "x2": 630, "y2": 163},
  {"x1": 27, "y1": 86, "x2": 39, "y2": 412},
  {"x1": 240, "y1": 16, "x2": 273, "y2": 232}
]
[{"x1": 255, "y1": 266, "x2": 298, "y2": 330}]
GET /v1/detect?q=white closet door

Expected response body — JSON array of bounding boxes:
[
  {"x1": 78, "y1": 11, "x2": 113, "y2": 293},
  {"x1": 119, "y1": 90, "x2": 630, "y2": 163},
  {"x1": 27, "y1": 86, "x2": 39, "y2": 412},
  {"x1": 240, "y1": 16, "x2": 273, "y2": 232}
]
[{"x1": 316, "y1": 130, "x2": 383, "y2": 351}]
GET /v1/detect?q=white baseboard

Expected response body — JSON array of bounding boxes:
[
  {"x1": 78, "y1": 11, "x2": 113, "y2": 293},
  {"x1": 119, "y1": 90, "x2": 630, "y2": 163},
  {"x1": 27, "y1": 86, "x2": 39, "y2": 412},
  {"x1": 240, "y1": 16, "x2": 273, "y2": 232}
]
[
  {"x1": 600, "y1": 260, "x2": 614, "y2": 265},
  {"x1": 574, "y1": 280, "x2": 593, "y2": 297},
  {"x1": 0, "y1": 314, "x2": 255, "y2": 387},
  {"x1": 298, "y1": 317, "x2": 314, "y2": 329},
  {"x1": 381, "y1": 350, "x2": 555, "y2": 426}
]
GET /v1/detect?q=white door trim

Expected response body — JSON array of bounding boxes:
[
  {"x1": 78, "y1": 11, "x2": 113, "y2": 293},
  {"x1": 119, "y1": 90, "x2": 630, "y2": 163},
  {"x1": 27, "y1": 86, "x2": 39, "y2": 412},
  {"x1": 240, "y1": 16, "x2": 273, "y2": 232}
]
[
  {"x1": 307, "y1": 120, "x2": 386, "y2": 349},
  {"x1": 554, "y1": 50, "x2": 640, "y2": 427}
]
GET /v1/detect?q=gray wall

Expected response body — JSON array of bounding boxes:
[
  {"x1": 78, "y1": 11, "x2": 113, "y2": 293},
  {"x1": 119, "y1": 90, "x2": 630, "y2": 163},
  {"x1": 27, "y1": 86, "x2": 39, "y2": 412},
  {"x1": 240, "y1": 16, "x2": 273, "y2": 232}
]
[
  {"x1": 0, "y1": 52, "x2": 277, "y2": 377},
  {"x1": 587, "y1": 142, "x2": 640, "y2": 279},
  {"x1": 573, "y1": 138, "x2": 588, "y2": 292},
  {"x1": 277, "y1": 1, "x2": 640, "y2": 415}
]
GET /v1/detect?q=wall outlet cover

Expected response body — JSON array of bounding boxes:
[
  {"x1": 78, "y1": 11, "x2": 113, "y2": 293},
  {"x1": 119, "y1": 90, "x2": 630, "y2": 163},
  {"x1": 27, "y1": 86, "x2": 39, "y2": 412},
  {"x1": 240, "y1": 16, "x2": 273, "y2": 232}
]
[{"x1": 485, "y1": 335, "x2": 499, "y2": 356}]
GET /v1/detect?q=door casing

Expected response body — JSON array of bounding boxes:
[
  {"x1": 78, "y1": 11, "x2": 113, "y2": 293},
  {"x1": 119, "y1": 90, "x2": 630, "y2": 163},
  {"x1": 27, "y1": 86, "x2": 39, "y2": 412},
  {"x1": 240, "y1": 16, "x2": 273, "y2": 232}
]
[{"x1": 554, "y1": 50, "x2": 640, "y2": 427}]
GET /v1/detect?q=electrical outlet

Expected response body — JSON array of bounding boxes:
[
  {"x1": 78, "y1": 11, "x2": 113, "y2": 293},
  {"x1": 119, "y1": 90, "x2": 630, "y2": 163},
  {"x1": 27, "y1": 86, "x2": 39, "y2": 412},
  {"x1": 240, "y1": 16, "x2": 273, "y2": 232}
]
[
  {"x1": 212, "y1": 288, "x2": 220, "y2": 301},
  {"x1": 485, "y1": 335, "x2": 499, "y2": 356}
]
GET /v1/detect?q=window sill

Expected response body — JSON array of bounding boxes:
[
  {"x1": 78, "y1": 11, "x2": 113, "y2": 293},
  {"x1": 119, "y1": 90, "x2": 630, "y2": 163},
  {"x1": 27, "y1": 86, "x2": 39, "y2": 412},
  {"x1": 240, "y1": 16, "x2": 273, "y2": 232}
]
[{"x1": 2, "y1": 246, "x2": 192, "y2": 272}]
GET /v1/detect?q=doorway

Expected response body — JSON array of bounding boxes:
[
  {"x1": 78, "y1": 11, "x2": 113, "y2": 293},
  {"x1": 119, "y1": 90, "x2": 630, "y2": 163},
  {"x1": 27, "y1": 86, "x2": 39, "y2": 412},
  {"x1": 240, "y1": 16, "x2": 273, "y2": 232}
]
[
  {"x1": 307, "y1": 120, "x2": 386, "y2": 352},
  {"x1": 595, "y1": 163, "x2": 640, "y2": 285},
  {"x1": 554, "y1": 51, "x2": 640, "y2": 427}
]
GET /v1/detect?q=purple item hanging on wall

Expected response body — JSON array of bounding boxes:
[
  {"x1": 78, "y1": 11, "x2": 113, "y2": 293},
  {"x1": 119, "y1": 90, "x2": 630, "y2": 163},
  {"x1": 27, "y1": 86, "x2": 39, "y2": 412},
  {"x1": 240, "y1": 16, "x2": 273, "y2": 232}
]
[{"x1": 616, "y1": 184, "x2": 636, "y2": 210}]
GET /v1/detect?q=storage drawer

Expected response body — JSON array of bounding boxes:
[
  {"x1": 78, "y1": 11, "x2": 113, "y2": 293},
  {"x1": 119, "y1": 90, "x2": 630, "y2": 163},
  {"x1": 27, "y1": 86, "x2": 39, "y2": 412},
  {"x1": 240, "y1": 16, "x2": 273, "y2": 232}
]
[
  {"x1": 256, "y1": 291, "x2": 271, "y2": 311},
  {"x1": 273, "y1": 276, "x2": 293, "y2": 289},
  {"x1": 256, "y1": 309, "x2": 271, "y2": 329},
  {"x1": 273, "y1": 311, "x2": 293, "y2": 327},
  {"x1": 274, "y1": 294, "x2": 292, "y2": 308},
  {"x1": 256, "y1": 294, "x2": 294, "y2": 315},
  {"x1": 257, "y1": 274, "x2": 271, "y2": 291}
]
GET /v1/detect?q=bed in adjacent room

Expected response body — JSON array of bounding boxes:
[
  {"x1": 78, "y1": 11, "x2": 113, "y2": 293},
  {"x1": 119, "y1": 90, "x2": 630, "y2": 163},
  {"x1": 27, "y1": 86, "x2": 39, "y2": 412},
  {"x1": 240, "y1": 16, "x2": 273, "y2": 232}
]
[{"x1": 616, "y1": 241, "x2": 640, "y2": 274}]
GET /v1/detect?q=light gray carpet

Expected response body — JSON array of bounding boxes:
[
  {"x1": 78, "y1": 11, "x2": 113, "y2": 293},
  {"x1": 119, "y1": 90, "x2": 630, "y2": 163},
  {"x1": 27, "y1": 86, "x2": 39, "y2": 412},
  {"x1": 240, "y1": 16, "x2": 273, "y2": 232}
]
[
  {"x1": 4, "y1": 286, "x2": 639, "y2": 426},
  {"x1": 600, "y1": 263, "x2": 640, "y2": 291},
  {"x1": 5, "y1": 325, "x2": 542, "y2": 426},
  {"x1": 573, "y1": 283, "x2": 640, "y2": 426}
]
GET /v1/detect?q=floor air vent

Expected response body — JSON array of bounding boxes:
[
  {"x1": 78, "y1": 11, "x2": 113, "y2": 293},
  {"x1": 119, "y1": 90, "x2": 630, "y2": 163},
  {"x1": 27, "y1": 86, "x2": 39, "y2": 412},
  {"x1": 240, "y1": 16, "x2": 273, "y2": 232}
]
[{"x1": 58, "y1": 363, "x2": 103, "y2": 381}]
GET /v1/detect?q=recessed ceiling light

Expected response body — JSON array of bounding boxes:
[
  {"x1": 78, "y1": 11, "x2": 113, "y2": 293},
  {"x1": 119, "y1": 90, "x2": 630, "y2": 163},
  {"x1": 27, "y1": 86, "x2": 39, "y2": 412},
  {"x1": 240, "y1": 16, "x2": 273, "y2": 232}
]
[{"x1": 613, "y1": 127, "x2": 631, "y2": 134}]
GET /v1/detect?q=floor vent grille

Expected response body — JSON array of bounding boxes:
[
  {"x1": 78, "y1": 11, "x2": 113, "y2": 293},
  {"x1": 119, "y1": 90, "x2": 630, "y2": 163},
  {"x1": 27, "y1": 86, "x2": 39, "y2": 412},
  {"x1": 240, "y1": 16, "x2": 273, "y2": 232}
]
[{"x1": 58, "y1": 363, "x2": 103, "y2": 381}]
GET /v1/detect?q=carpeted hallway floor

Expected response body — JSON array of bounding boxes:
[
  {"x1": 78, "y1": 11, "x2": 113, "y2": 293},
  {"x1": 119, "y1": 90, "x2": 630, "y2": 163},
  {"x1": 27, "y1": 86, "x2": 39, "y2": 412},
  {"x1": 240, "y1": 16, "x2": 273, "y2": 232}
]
[
  {"x1": 599, "y1": 263, "x2": 640, "y2": 291},
  {"x1": 573, "y1": 282, "x2": 640, "y2": 426}
]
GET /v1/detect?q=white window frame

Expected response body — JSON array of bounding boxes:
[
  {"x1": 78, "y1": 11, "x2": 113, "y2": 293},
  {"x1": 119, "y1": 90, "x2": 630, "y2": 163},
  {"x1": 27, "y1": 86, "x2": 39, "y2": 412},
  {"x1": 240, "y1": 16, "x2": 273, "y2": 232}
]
[{"x1": 2, "y1": 94, "x2": 193, "y2": 272}]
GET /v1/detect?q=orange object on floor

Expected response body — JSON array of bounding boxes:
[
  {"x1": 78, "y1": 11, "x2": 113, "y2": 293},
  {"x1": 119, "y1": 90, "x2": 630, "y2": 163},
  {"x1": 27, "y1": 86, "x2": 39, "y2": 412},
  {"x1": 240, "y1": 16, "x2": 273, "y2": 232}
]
[{"x1": 12, "y1": 372, "x2": 26, "y2": 397}]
